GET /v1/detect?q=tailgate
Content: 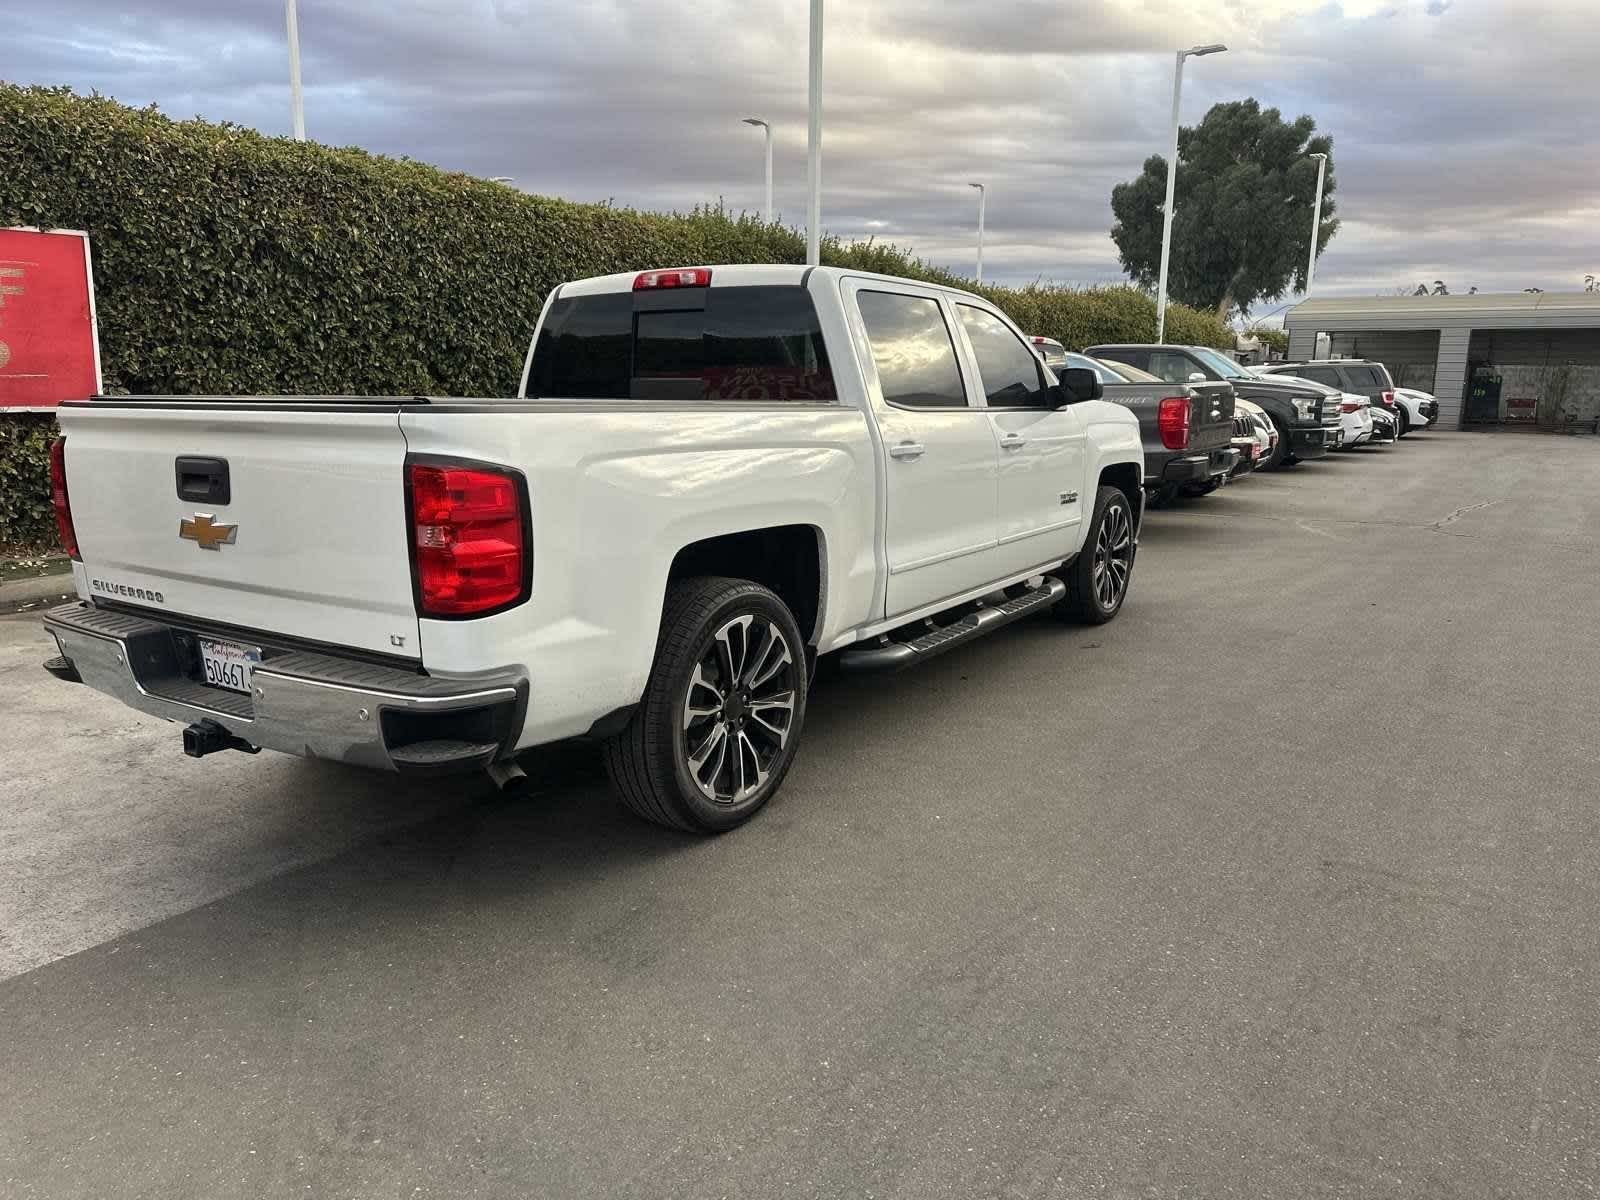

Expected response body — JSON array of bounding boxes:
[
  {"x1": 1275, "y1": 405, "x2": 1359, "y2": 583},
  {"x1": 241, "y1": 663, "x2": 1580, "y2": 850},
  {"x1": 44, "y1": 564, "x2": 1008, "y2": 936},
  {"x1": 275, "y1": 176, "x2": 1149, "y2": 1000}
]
[
  {"x1": 57, "y1": 401, "x2": 420, "y2": 659},
  {"x1": 1186, "y1": 383, "x2": 1235, "y2": 453}
]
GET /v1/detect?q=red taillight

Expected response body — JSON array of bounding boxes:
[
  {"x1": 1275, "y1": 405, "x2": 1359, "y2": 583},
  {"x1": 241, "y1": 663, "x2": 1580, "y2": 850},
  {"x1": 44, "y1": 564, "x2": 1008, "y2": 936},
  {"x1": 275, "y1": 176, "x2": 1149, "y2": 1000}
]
[
  {"x1": 633, "y1": 267, "x2": 712, "y2": 291},
  {"x1": 407, "y1": 462, "x2": 528, "y2": 617},
  {"x1": 1381, "y1": 390, "x2": 1396, "y2": 408},
  {"x1": 1157, "y1": 396, "x2": 1191, "y2": 450},
  {"x1": 1341, "y1": 400, "x2": 1364, "y2": 413},
  {"x1": 48, "y1": 436, "x2": 80, "y2": 561}
]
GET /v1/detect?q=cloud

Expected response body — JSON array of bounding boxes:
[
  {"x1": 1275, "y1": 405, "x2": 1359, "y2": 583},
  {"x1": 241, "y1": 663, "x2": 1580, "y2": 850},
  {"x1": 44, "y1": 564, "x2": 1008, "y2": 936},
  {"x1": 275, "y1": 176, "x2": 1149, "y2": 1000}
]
[{"x1": 2, "y1": 0, "x2": 1594, "y2": 306}]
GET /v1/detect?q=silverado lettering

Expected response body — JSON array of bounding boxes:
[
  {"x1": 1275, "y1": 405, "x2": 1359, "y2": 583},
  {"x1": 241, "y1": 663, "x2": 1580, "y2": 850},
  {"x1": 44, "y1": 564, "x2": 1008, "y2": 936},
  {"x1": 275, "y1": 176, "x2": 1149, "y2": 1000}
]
[{"x1": 92, "y1": 579, "x2": 165, "y2": 604}]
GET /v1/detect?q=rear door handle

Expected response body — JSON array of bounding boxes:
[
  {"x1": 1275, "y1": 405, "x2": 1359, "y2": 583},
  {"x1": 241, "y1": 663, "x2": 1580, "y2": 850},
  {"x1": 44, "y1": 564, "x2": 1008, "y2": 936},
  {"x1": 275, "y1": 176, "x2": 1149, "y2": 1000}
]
[
  {"x1": 999, "y1": 433, "x2": 1027, "y2": 450},
  {"x1": 889, "y1": 441, "x2": 926, "y2": 461}
]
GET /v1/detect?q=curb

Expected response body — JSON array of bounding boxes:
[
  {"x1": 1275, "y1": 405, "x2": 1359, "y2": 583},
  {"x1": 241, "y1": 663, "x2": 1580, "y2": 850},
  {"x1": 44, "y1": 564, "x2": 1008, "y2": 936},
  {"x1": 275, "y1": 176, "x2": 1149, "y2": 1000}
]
[{"x1": 0, "y1": 571, "x2": 76, "y2": 615}]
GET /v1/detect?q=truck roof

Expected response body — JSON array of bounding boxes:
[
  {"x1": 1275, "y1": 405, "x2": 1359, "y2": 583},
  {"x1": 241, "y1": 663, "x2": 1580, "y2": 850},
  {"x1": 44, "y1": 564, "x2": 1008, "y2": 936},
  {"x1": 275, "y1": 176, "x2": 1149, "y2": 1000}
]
[
  {"x1": 1085, "y1": 343, "x2": 1210, "y2": 352},
  {"x1": 1267, "y1": 358, "x2": 1383, "y2": 366},
  {"x1": 558, "y1": 264, "x2": 987, "y2": 302}
]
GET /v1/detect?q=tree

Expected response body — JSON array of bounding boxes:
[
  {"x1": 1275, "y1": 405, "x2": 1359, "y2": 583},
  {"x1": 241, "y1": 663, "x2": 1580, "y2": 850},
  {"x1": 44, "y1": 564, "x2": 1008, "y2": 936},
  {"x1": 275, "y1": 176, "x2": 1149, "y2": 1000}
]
[{"x1": 1110, "y1": 99, "x2": 1337, "y2": 320}]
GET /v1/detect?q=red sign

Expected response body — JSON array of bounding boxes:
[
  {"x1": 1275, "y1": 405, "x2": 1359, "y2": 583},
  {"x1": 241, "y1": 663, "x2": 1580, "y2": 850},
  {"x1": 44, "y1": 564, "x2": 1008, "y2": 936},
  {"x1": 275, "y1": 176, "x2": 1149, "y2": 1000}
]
[{"x1": 0, "y1": 228, "x2": 103, "y2": 411}]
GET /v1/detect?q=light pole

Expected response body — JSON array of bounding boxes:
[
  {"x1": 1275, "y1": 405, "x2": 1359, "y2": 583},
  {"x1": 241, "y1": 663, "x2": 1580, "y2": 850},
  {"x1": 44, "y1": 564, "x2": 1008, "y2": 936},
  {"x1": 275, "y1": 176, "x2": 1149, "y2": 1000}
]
[
  {"x1": 743, "y1": 118, "x2": 774, "y2": 225},
  {"x1": 286, "y1": 0, "x2": 305, "y2": 141},
  {"x1": 1304, "y1": 152, "x2": 1328, "y2": 297},
  {"x1": 969, "y1": 182, "x2": 986, "y2": 285},
  {"x1": 805, "y1": 0, "x2": 823, "y2": 266},
  {"x1": 1154, "y1": 42, "x2": 1226, "y2": 343}
]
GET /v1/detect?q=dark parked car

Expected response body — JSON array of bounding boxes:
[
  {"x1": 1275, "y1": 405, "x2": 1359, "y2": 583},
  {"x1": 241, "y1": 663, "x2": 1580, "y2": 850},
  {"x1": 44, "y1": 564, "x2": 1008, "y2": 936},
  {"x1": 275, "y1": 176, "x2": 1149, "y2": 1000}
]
[
  {"x1": 1257, "y1": 359, "x2": 1412, "y2": 431},
  {"x1": 1058, "y1": 351, "x2": 1238, "y2": 503},
  {"x1": 1087, "y1": 344, "x2": 1340, "y2": 469}
]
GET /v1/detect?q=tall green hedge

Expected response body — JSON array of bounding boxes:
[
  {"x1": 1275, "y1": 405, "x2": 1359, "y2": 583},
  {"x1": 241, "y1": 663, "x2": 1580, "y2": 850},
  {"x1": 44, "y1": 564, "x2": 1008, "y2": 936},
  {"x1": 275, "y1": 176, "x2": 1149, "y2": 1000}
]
[
  {"x1": 0, "y1": 414, "x2": 57, "y2": 553},
  {"x1": 0, "y1": 84, "x2": 1231, "y2": 551}
]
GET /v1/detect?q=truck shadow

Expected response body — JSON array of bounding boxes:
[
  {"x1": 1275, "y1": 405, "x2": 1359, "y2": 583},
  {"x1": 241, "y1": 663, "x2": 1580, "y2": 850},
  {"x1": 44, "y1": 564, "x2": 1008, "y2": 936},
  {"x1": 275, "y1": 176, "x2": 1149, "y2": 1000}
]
[{"x1": 63, "y1": 610, "x2": 1089, "y2": 984}]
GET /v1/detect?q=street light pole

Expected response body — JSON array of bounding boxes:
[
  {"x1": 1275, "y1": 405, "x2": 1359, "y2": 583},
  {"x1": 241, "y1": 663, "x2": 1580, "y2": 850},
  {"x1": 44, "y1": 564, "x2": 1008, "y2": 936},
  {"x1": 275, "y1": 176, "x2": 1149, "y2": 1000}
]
[
  {"x1": 969, "y1": 182, "x2": 986, "y2": 285},
  {"x1": 743, "y1": 118, "x2": 774, "y2": 225},
  {"x1": 1305, "y1": 152, "x2": 1328, "y2": 297},
  {"x1": 805, "y1": 0, "x2": 823, "y2": 266},
  {"x1": 286, "y1": 0, "x2": 305, "y2": 141},
  {"x1": 1154, "y1": 42, "x2": 1226, "y2": 343}
]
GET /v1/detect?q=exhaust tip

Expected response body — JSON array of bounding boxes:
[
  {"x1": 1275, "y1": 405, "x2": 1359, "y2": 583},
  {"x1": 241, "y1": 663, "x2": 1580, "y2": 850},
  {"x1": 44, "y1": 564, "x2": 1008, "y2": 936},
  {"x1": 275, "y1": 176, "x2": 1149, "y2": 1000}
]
[{"x1": 485, "y1": 760, "x2": 528, "y2": 794}]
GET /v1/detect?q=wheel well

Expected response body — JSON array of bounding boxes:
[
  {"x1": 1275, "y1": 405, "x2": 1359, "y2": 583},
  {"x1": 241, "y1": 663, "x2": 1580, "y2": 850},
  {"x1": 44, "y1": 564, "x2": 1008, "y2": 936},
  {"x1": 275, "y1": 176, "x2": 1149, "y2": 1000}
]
[
  {"x1": 1098, "y1": 462, "x2": 1144, "y2": 525},
  {"x1": 668, "y1": 525, "x2": 824, "y2": 644}
]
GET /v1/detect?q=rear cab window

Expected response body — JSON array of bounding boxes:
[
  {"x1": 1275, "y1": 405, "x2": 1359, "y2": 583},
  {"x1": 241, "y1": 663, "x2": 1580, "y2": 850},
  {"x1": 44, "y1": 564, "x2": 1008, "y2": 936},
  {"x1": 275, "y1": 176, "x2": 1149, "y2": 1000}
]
[{"x1": 528, "y1": 285, "x2": 837, "y2": 402}]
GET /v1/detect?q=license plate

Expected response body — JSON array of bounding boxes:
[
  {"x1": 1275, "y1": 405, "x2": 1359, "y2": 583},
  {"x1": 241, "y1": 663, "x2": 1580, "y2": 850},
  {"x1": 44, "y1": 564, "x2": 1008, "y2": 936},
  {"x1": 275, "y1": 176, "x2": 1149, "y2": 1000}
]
[{"x1": 199, "y1": 638, "x2": 260, "y2": 694}]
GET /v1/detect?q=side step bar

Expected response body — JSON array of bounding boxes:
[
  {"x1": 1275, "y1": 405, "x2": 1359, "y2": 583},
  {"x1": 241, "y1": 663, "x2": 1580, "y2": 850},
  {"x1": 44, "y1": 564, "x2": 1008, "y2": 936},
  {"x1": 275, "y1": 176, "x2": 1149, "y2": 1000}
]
[{"x1": 839, "y1": 576, "x2": 1065, "y2": 672}]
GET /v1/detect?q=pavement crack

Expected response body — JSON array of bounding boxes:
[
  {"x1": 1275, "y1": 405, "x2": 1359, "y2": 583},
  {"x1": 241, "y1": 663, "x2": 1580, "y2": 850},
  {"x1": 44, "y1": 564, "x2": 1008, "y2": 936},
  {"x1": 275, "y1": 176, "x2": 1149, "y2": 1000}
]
[
  {"x1": 1528, "y1": 1043, "x2": 1556, "y2": 1140},
  {"x1": 1433, "y1": 498, "x2": 1505, "y2": 530}
]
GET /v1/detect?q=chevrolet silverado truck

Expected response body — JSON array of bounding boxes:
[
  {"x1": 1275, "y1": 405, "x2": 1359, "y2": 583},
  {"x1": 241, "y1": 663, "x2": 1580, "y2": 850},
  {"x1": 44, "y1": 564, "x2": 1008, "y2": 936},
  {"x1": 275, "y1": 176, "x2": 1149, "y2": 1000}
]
[
  {"x1": 1064, "y1": 351, "x2": 1237, "y2": 503},
  {"x1": 1085, "y1": 344, "x2": 1340, "y2": 470},
  {"x1": 43, "y1": 265, "x2": 1145, "y2": 832}
]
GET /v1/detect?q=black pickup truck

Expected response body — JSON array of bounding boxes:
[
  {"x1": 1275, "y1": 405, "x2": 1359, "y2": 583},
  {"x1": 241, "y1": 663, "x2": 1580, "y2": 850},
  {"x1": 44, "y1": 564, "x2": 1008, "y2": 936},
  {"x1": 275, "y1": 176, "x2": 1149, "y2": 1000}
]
[
  {"x1": 1059, "y1": 351, "x2": 1237, "y2": 502},
  {"x1": 1086, "y1": 344, "x2": 1340, "y2": 469}
]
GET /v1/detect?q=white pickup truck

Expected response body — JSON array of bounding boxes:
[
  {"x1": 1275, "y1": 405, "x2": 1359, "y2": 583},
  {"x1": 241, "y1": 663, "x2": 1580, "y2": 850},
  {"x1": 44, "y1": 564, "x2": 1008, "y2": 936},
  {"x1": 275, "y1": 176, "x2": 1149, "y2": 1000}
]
[{"x1": 43, "y1": 265, "x2": 1144, "y2": 831}]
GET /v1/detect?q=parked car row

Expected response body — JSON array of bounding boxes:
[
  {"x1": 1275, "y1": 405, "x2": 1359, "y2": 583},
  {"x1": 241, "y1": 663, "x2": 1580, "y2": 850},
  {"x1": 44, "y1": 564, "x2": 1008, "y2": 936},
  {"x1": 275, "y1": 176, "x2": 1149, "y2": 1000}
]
[
  {"x1": 44, "y1": 265, "x2": 1149, "y2": 834},
  {"x1": 39, "y1": 263, "x2": 1445, "y2": 834},
  {"x1": 1030, "y1": 336, "x2": 1437, "y2": 506}
]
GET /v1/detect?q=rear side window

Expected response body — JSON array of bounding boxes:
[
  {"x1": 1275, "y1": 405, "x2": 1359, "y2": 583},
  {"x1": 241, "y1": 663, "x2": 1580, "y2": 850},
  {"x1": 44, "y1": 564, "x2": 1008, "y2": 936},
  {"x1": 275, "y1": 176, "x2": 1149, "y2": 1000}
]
[
  {"x1": 1341, "y1": 364, "x2": 1389, "y2": 390},
  {"x1": 528, "y1": 286, "x2": 836, "y2": 402},
  {"x1": 856, "y1": 291, "x2": 968, "y2": 408},
  {"x1": 1297, "y1": 365, "x2": 1343, "y2": 388},
  {"x1": 1145, "y1": 351, "x2": 1202, "y2": 385},
  {"x1": 1103, "y1": 349, "x2": 1150, "y2": 372},
  {"x1": 957, "y1": 306, "x2": 1050, "y2": 408}
]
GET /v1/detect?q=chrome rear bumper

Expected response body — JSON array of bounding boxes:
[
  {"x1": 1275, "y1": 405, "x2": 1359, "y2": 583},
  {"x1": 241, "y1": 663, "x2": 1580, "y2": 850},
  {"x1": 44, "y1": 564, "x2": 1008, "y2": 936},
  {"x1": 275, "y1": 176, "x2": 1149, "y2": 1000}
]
[{"x1": 42, "y1": 602, "x2": 525, "y2": 773}]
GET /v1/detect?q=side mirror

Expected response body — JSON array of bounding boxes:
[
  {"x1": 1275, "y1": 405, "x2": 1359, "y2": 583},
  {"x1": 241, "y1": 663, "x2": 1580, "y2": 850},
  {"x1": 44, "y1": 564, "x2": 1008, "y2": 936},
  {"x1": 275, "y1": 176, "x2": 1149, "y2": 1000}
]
[
  {"x1": 1187, "y1": 371, "x2": 1208, "y2": 384},
  {"x1": 1055, "y1": 367, "x2": 1103, "y2": 405}
]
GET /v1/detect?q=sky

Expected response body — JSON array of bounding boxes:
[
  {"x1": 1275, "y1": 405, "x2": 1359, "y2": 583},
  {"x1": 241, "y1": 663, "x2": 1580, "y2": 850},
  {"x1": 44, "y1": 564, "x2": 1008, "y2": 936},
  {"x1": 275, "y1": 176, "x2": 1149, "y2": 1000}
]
[{"x1": 4, "y1": 0, "x2": 1597, "y2": 314}]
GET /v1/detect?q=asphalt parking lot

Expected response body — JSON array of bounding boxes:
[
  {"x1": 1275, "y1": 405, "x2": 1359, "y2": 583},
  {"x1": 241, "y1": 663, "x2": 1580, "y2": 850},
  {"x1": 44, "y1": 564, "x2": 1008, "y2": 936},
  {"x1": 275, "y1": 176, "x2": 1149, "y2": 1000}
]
[{"x1": 3, "y1": 430, "x2": 1598, "y2": 1199}]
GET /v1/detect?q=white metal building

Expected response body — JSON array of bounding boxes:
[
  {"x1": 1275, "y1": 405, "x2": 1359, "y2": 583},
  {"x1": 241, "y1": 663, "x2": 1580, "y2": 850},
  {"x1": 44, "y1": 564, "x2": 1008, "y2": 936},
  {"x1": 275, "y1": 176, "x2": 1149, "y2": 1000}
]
[{"x1": 1283, "y1": 292, "x2": 1600, "y2": 429}]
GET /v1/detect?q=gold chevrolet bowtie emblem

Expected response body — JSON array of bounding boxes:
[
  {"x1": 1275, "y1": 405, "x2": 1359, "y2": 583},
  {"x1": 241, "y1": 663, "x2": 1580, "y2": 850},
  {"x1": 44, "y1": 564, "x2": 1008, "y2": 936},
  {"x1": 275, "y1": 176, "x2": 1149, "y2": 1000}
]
[{"x1": 178, "y1": 513, "x2": 237, "y2": 550}]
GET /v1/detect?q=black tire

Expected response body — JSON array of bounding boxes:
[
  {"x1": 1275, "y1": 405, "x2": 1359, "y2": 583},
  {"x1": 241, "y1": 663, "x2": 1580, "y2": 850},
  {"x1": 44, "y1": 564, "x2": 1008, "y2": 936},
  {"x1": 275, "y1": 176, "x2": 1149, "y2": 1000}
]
[
  {"x1": 1179, "y1": 480, "x2": 1219, "y2": 498},
  {"x1": 1053, "y1": 485, "x2": 1135, "y2": 625},
  {"x1": 1395, "y1": 406, "x2": 1410, "y2": 436},
  {"x1": 1148, "y1": 482, "x2": 1180, "y2": 509},
  {"x1": 603, "y1": 576, "x2": 808, "y2": 833}
]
